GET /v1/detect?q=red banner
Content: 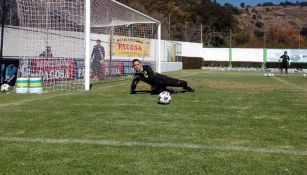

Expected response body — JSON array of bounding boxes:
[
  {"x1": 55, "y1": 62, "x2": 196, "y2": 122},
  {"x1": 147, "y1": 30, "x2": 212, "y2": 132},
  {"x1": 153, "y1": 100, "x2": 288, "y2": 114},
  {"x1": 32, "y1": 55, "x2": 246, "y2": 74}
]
[
  {"x1": 31, "y1": 58, "x2": 75, "y2": 81},
  {"x1": 102, "y1": 61, "x2": 123, "y2": 77}
]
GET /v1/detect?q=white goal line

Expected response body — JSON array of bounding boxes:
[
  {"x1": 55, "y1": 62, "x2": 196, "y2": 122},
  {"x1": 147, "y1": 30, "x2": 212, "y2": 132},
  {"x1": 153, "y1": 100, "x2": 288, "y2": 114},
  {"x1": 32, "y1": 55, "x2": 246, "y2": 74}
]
[{"x1": 0, "y1": 136, "x2": 306, "y2": 156}]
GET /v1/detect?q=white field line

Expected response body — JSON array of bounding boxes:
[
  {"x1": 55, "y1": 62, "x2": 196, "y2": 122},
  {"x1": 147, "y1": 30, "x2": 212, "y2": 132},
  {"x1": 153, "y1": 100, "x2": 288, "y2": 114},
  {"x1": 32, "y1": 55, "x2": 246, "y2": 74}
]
[
  {"x1": 0, "y1": 136, "x2": 306, "y2": 156},
  {"x1": 273, "y1": 77, "x2": 307, "y2": 93}
]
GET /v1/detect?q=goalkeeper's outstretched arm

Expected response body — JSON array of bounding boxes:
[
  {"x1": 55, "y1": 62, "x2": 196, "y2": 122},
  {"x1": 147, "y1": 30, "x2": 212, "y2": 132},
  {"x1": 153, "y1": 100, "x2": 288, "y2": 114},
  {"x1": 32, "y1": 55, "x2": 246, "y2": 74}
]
[{"x1": 130, "y1": 75, "x2": 140, "y2": 94}]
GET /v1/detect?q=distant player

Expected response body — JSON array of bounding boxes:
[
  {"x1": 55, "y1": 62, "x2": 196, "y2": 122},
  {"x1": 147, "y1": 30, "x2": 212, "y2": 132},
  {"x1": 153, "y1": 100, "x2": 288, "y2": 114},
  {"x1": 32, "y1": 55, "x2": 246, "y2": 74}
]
[
  {"x1": 279, "y1": 51, "x2": 290, "y2": 77},
  {"x1": 91, "y1": 39, "x2": 105, "y2": 81},
  {"x1": 39, "y1": 46, "x2": 53, "y2": 58},
  {"x1": 130, "y1": 59, "x2": 194, "y2": 94}
]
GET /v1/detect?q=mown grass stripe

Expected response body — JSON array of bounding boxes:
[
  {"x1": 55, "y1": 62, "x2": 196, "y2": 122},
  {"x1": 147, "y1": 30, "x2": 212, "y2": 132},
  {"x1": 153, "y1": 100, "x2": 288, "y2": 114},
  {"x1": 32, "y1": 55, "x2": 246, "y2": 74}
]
[
  {"x1": 0, "y1": 136, "x2": 306, "y2": 156},
  {"x1": 0, "y1": 82, "x2": 128, "y2": 108},
  {"x1": 273, "y1": 76, "x2": 307, "y2": 93}
]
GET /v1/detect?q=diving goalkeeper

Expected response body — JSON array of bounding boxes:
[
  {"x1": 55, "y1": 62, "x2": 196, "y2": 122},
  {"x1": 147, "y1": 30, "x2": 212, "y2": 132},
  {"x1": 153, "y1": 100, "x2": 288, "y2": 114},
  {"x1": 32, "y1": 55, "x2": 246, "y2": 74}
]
[{"x1": 130, "y1": 59, "x2": 194, "y2": 94}]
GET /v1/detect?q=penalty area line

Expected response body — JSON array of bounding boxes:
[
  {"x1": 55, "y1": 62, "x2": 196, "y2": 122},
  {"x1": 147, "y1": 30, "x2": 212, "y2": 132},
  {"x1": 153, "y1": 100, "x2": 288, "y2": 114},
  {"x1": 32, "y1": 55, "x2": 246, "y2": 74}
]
[{"x1": 0, "y1": 136, "x2": 306, "y2": 156}]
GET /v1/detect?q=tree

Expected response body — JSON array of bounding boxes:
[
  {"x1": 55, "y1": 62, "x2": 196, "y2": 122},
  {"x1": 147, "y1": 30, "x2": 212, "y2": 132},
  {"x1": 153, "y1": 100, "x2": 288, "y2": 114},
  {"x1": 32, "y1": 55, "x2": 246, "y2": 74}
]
[
  {"x1": 266, "y1": 27, "x2": 303, "y2": 48},
  {"x1": 285, "y1": 1, "x2": 294, "y2": 6},
  {"x1": 234, "y1": 30, "x2": 250, "y2": 46},
  {"x1": 255, "y1": 21, "x2": 264, "y2": 28},
  {"x1": 254, "y1": 30, "x2": 264, "y2": 37},
  {"x1": 240, "y1": 2, "x2": 245, "y2": 8},
  {"x1": 301, "y1": 2, "x2": 307, "y2": 6},
  {"x1": 301, "y1": 28, "x2": 307, "y2": 37},
  {"x1": 262, "y1": 2, "x2": 274, "y2": 7},
  {"x1": 202, "y1": 20, "x2": 215, "y2": 46}
]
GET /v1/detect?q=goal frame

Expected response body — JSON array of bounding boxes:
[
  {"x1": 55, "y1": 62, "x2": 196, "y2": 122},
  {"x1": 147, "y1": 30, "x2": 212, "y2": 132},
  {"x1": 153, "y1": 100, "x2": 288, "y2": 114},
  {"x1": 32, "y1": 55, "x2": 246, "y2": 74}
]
[{"x1": 84, "y1": 0, "x2": 161, "y2": 90}]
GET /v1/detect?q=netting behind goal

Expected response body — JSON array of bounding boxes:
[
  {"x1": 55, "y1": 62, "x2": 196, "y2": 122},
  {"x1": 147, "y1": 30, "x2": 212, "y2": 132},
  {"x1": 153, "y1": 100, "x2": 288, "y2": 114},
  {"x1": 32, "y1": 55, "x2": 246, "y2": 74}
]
[
  {"x1": 88, "y1": 0, "x2": 160, "y2": 87},
  {"x1": 15, "y1": 0, "x2": 160, "y2": 92}
]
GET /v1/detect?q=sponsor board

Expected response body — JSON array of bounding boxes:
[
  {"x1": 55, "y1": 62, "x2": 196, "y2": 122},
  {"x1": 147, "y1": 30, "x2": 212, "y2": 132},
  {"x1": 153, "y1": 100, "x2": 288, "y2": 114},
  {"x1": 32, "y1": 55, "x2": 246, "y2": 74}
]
[
  {"x1": 267, "y1": 49, "x2": 307, "y2": 63},
  {"x1": 113, "y1": 35, "x2": 150, "y2": 58},
  {"x1": 0, "y1": 59, "x2": 19, "y2": 86}
]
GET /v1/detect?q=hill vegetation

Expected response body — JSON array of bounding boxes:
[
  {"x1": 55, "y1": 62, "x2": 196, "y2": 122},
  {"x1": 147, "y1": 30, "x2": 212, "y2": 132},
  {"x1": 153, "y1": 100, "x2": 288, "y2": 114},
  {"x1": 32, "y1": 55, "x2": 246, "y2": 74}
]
[
  {"x1": 117, "y1": 0, "x2": 239, "y2": 46},
  {"x1": 118, "y1": 0, "x2": 307, "y2": 48},
  {"x1": 236, "y1": 5, "x2": 307, "y2": 48}
]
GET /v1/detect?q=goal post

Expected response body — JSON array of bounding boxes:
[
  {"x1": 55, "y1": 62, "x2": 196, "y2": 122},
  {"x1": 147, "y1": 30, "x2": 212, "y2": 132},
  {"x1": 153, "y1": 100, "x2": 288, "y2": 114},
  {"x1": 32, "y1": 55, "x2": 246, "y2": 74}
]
[
  {"x1": 14, "y1": 0, "x2": 161, "y2": 92},
  {"x1": 85, "y1": 0, "x2": 91, "y2": 91}
]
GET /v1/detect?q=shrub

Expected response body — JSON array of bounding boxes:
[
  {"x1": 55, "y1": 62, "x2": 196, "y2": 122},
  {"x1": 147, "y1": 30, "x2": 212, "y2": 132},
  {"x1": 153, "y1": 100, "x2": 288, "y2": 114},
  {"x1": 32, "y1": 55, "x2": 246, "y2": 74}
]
[
  {"x1": 182, "y1": 57, "x2": 203, "y2": 69},
  {"x1": 262, "y1": 2, "x2": 274, "y2": 7},
  {"x1": 255, "y1": 21, "x2": 264, "y2": 28},
  {"x1": 251, "y1": 8, "x2": 258, "y2": 13},
  {"x1": 254, "y1": 30, "x2": 264, "y2": 37},
  {"x1": 300, "y1": 27, "x2": 307, "y2": 37},
  {"x1": 235, "y1": 31, "x2": 250, "y2": 45}
]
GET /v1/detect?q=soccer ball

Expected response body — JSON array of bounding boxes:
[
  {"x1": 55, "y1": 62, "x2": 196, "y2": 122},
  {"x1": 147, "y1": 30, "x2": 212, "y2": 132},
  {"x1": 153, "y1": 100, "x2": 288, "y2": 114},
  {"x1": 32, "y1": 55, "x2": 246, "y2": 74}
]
[
  {"x1": 158, "y1": 91, "x2": 171, "y2": 104},
  {"x1": 1, "y1": 84, "x2": 10, "y2": 93},
  {"x1": 303, "y1": 73, "x2": 306, "y2": 77}
]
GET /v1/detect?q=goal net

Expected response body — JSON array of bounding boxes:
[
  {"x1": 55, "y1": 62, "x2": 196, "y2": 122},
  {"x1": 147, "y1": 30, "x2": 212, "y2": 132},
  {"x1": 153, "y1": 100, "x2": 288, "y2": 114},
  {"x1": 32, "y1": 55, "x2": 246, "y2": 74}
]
[{"x1": 15, "y1": 0, "x2": 161, "y2": 92}]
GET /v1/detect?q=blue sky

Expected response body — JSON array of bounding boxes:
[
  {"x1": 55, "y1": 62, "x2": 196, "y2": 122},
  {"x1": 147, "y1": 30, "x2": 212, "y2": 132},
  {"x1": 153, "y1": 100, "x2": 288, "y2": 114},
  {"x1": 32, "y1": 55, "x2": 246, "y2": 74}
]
[{"x1": 216, "y1": 0, "x2": 303, "y2": 7}]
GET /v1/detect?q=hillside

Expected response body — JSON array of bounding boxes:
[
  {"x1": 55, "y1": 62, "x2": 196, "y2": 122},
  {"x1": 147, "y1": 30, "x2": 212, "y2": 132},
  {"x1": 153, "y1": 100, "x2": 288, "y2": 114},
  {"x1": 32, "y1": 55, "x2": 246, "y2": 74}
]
[
  {"x1": 237, "y1": 6, "x2": 307, "y2": 36},
  {"x1": 117, "y1": 1, "x2": 307, "y2": 48},
  {"x1": 234, "y1": 5, "x2": 307, "y2": 48}
]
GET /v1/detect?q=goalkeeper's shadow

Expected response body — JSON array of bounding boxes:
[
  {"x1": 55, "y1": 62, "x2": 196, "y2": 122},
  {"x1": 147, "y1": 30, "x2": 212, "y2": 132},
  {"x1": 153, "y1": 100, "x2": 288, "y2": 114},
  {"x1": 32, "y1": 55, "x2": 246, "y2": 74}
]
[{"x1": 133, "y1": 90, "x2": 189, "y2": 95}]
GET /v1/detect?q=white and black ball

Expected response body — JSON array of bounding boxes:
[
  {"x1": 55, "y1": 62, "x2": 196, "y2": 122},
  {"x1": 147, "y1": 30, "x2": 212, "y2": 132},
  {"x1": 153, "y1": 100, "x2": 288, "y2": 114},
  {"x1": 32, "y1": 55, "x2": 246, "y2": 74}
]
[
  {"x1": 158, "y1": 91, "x2": 171, "y2": 104},
  {"x1": 1, "y1": 84, "x2": 10, "y2": 93}
]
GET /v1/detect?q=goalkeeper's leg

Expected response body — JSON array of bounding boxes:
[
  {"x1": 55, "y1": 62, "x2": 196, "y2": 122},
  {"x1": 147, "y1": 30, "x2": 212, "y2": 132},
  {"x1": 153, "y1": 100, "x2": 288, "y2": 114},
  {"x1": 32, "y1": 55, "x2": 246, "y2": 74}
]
[
  {"x1": 162, "y1": 76, "x2": 194, "y2": 92},
  {"x1": 151, "y1": 85, "x2": 165, "y2": 94}
]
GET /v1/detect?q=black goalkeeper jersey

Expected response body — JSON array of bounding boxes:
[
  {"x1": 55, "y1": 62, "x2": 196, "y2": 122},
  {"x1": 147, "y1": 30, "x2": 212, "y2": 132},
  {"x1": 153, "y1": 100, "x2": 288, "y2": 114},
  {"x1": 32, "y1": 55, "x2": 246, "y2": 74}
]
[
  {"x1": 131, "y1": 65, "x2": 159, "y2": 91},
  {"x1": 130, "y1": 65, "x2": 189, "y2": 93}
]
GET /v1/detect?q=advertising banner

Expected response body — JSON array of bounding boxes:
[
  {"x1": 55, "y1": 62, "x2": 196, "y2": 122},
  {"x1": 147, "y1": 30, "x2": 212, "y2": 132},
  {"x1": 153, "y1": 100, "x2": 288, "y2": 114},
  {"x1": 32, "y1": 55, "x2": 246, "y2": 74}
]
[
  {"x1": 74, "y1": 59, "x2": 85, "y2": 79},
  {"x1": 113, "y1": 35, "x2": 150, "y2": 58},
  {"x1": 31, "y1": 58, "x2": 75, "y2": 81},
  {"x1": 103, "y1": 61, "x2": 123, "y2": 77},
  {"x1": 267, "y1": 49, "x2": 307, "y2": 63},
  {"x1": 0, "y1": 59, "x2": 19, "y2": 86},
  {"x1": 123, "y1": 61, "x2": 135, "y2": 76},
  {"x1": 17, "y1": 58, "x2": 156, "y2": 81}
]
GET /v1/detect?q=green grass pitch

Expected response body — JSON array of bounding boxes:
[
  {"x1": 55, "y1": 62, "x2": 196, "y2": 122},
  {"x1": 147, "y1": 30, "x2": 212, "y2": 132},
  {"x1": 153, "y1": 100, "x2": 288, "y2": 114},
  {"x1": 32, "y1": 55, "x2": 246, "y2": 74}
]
[{"x1": 0, "y1": 70, "x2": 306, "y2": 174}]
